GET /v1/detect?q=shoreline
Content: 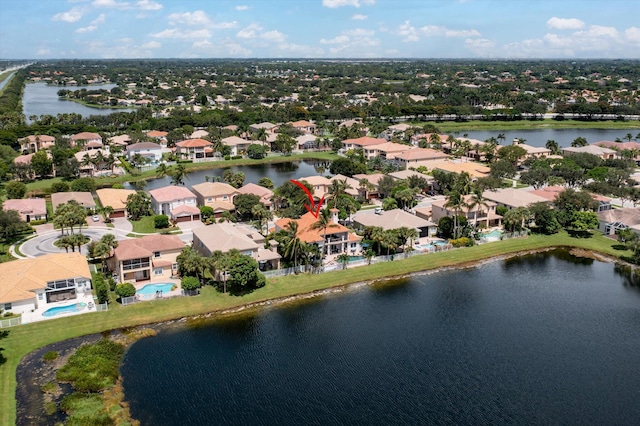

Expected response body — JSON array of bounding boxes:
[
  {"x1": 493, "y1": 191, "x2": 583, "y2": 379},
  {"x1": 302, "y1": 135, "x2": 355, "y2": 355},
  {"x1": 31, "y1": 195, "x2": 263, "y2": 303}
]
[
  {"x1": 4, "y1": 233, "x2": 635, "y2": 425},
  {"x1": 14, "y1": 245, "x2": 629, "y2": 424}
]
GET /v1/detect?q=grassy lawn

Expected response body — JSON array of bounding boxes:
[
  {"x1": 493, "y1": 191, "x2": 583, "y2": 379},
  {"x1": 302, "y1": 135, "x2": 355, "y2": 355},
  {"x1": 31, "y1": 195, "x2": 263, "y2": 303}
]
[
  {"x1": 420, "y1": 119, "x2": 640, "y2": 132},
  {"x1": 0, "y1": 230, "x2": 633, "y2": 425},
  {"x1": 129, "y1": 216, "x2": 179, "y2": 234},
  {"x1": 25, "y1": 152, "x2": 339, "y2": 194}
]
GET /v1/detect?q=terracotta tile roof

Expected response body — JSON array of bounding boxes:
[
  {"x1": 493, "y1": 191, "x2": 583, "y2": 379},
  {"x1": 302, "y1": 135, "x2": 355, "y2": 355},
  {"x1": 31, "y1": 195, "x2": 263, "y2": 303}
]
[
  {"x1": 149, "y1": 186, "x2": 196, "y2": 203},
  {"x1": 2, "y1": 198, "x2": 47, "y2": 216},
  {"x1": 392, "y1": 148, "x2": 448, "y2": 161},
  {"x1": 431, "y1": 161, "x2": 490, "y2": 179},
  {"x1": 275, "y1": 212, "x2": 351, "y2": 244},
  {"x1": 192, "y1": 182, "x2": 238, "y2": 198},
  {"x1": 127, "y1": 142, "x2": 162, "y2": 151},
  {"x1": 598, "y1": 207, "x2": 640, "y2": 226},
  {"x1": 51, "y1": 192, "x2": 96, "y2": 212},
  {"x1": 147, "y1": 130, "x2": 168, "y2": 138},
  {"x1": 0, "y1": 253, "x2": 90, "y2": 304},
  {"x1": 353, "y1": 208, "x2": 436, "y2": 230},
  {"x1": 114, "y1": 235, "x2": 185, "y2": 261},
  {"x1": 237, "y1": 183, "x2": 274, "y2": 205},
  {"x1": 71, "y1": 132, "x2": 101, "y2": 141},
  {"x1": 193, "y1": 223, "x2": 260, "y2": 253},
  {"x1": 353, "y1": 173, "x2": 386, "y2": 188},
  {"x1": 290, "y1": 120, "x2": 316, "y2": 127},
  {"x1": 170, "y1": 205, "x2": 200, "y2": 216},
  {"x1": 342, "y1": 136, "x2": 387, "y2": 147},
  {"x1": 22, "y1": 134, "x2": 55, "y2": 143},
  {"x1": 222, "y1": 136, "x2": 251, "y2": 146},
  {"x1": 482, "y1": 188, "x2": 550, "y2": 208},
  {"x1": 176, "y1": 138, "x2": 212, "y2": 148},
  {"x1": 96, "y1": 188, "x2": 137, "y2": 211},
  {"x1": 13, "y1": 153, "x2": 34, "y2": 165}
]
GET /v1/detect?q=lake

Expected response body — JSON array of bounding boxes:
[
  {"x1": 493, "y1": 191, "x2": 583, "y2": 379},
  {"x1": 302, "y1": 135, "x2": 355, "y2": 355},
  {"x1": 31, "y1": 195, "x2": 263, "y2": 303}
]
[
  {"x1": 120, "y1": 250, "x2": 640, "y2": 425},
  {"x1": 22, "y1": 82, "x2": 136, "y2": 123},
  {"x1": 123, "y1": 159, "x2": 332, "y2": 190},
  {"x1": 455, "y1": 128, "x2": 639, "y2": 148}
]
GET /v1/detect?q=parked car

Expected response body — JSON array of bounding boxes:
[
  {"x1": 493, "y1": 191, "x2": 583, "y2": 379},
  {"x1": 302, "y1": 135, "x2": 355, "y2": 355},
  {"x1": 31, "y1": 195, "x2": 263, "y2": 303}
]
[{"x1": 92, "y1": 215, "x2": 100, "y2": 222}]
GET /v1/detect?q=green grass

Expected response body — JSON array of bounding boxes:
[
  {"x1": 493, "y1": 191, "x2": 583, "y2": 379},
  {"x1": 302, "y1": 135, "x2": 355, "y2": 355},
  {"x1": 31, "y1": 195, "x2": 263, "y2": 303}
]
[
  {"x1": 424, "y1": 119, "x2": 640, "y2": 132},
  {"x1": 0, "y1": 230, "x2": 633, "y2": 425},
  {"x1": 129, "y1": 216, "x2": 179, "y2": 234}
]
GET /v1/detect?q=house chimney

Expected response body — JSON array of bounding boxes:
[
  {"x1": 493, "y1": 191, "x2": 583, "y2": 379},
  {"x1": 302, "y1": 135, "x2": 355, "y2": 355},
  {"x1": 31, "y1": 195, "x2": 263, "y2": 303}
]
[{"x1": 330, "y1": 208, "x2": 339, "y2": 224}]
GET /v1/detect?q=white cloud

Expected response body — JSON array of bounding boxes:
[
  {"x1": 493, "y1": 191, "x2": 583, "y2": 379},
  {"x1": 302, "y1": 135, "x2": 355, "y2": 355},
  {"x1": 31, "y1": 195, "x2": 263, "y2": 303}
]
[
  {"x1": 236, "y1": 23, "x2": 263, "y2": 39},
  {"x1": 236, "y1": 5, "x2": 250, "y2": 11},
  {"x1": 547, "y1": 17, "x2": 585, "y2": 30},
  {"x1": 168, "y1": 11, "x2": 210, "y2": 26},
  {"x1": 398, "y1": 21, "x2": 419, "y2": 42},
  {"x1": 151, "y1": 28, "x2": 211, "y2": 39},
  {"x1": 322, "y1": 0, "x2": 375, "y2": 8},
  {"x1": 319, "y1": 27, "x2": 379, "y2": 56},
  {"x1": 92, "y1": 0, "x2": 130, "y2": 9},
  {"x1": 76, "y1": 25, "x2": 97, "y2": 33},
  {"x1": 416, "y1": 25, "x2": 481, "y2": 38},
  {"x1": 445, "y1": 29, "x2": 481, "y2": 38},
  {"x1": 344, "y1": 28, "x2": 374, "y2": 37},
  {"x1": 52, "y1": 7, "x2": 83, "y2": 23},
  {"x1": 626, "y1": 27, "x2": 640, "y2": 44},
  {"x1": 352, "y1": 14, "x2": 367, "y2": 20},
  {"x1": 320, "y1": 35, "x2": 350, "y2": 44},
  {"x1": 213, "y1": 21, "x2": 238, "y2": 29},
  {"x1": 262, "y1": 30, "x2": 286, "y2": 43},
  {"x1": 141, "y1": 41, "x2": 161, "y2": 49},
  {"x1": 275, "y1": 42, "x2": 324, "y2": 57},
  {"x1": 135, "y1": 0, "x2": 162, "y2": 11}
]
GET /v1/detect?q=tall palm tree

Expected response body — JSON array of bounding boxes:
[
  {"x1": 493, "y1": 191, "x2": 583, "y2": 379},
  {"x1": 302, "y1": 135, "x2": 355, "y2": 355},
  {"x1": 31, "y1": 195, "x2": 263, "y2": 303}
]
[
  {"x1": 171, "y1": 164, "x2": 188, "y2": 186},
  {"x1": 156, "y1": 163, "x2": 170, "y2": 179},
  {"x1": 251, "y1": 204, "x2": 273, "y2": 236},
  {"x1": 429, "y1": 133, "x2": 442, "y2": 150},
  {"x1": 328, "y1": 178, "x2": 352, "y2": 209},
  {"x1": 310, "y1": 208, "x2": 332, "y2": 256},
  {"x1": 467, "y1": 188, "x2": 490, "y2": 229},
  {"x1": 545, "y1": 139, "x2": 560, "y2": 155},
  {"x1": 81, "y1": 153, "x2": 95, "y2": 176},
  {"x1": 218, "y1": 211, "x2": 235, "y2": 223},
  {"x1": 497, "y1": 133, "x2": 506, "y2": 145},
  {"x1": 283, "y1": 221, "x2": 304, "y2": 269},
  {"x1": 444, "y1": 190, "x2": 465, "y2": 239}
]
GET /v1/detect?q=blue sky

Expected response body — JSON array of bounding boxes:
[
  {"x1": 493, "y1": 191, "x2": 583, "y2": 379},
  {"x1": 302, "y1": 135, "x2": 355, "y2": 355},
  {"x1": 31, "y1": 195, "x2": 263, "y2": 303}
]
[{"x1": 1, "y1": 0, "x2": 639, "y2": 59}]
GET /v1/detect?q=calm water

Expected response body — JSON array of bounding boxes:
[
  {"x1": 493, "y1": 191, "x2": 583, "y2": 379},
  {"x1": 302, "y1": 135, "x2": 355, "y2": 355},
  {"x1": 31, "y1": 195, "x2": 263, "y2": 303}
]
[
  {"x1": 121, "y1": 250, "x2": 640, "y2": 425},
  {"x1": 22, "y1": 82, "x2": 136, "y2": 122},
  {"x1": 124, "y1": 159, "x2": 331, "y2": 190},
  {"x1": 457, "y1": 128, "x2": 638, "y2": 148}
]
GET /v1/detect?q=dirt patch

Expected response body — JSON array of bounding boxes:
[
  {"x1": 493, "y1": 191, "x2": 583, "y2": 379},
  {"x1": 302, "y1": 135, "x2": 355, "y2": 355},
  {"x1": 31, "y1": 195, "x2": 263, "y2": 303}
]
[{"x1": 569, "y1": 247, "x2": 618, "y2": 263}]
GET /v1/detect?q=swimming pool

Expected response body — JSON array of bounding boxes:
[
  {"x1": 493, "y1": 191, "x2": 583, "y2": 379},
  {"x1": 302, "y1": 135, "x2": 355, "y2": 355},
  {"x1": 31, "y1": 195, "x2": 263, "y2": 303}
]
[
  {"x1": 42, "y1": 302, "x2": 87, "y2": 317},
  {"x1": 348, "y1": 256, "x2": 365, "y2": 261},
  {"x1": 482, "y1": 230, "x2": 503, "y2": 239},
  {"x1": 137, "y1": 283, "x2": 175, "y2": 296}
]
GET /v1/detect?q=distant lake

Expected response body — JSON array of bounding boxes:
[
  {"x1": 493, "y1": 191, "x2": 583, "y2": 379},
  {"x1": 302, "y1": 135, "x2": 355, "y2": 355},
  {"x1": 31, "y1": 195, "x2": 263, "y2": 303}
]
[
  {"x1": 121, "y1": 249, "x2": 640, "y2": 425},
  {"x1": 124, "y1": 159, "x2": 332, "y2": 191},
  {"x1": 22, "y1": 82, "x2": 136, "y2": 123},
  {"x1": 455, "y1": 128, "x2": 639, "y2": 148}
]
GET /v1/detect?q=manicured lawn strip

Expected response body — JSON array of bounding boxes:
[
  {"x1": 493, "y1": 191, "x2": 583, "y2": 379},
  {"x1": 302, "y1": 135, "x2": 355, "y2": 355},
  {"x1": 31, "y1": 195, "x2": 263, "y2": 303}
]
[
  {"x1": 25, "y1": 152, "x2": 339, "y2": 194},
  {"x1": 0, "y1": 231, "x2": 630, "y2": 425},
  {"x1": 129, "y1": 216, "x2": 178, "y2": 234},
  {"x1": 423, "y1": 119, "x2": 640, "y2": 132}
]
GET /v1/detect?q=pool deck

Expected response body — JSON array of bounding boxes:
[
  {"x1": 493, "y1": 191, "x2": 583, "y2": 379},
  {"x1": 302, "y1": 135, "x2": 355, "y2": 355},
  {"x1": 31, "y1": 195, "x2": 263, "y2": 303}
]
[
  {"x1": 21, "y1": 292, "x2": 97, "y2": 324},
  {"x1": 133, "y1": 278, "x2": 182, "y2": 301}
]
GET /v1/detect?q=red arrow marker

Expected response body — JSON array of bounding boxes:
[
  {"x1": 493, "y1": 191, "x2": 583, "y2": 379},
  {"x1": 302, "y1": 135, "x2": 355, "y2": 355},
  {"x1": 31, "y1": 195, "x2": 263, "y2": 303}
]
[{"x1": 290, "y1": 179, "x2": 325, "y2": 218}]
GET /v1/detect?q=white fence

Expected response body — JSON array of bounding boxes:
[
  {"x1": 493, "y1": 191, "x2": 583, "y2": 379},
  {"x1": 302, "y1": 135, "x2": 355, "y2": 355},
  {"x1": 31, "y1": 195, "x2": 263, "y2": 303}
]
[
  {"x1": 95, "y1": 302, "x2": 108, "y2": 312},
  {"x1": 0, "y1": 317, "x2": 21, "y2": 328}
]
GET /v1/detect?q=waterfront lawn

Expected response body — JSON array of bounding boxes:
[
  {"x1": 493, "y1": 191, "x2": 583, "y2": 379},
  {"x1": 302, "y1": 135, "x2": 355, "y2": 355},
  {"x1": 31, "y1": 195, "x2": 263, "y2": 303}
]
[{"x1": 0, "y1": 231, "x2": 632, "y2": 425}]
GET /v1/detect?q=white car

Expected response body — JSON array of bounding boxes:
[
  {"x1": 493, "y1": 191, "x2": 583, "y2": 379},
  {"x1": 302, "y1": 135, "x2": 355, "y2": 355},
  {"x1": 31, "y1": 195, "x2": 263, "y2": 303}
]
[{"x1": 92, "y1": 215, "x2": 100, "y2": 222}]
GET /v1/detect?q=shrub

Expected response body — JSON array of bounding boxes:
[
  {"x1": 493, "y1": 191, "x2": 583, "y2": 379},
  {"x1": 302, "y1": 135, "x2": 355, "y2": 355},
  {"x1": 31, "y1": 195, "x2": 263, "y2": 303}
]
[
  {"x1": 449, "y1": 237, "x2": 473, "y2": 248},
  {"x1": 114, "y1": 282, "x2": 136, "y2": 298},
  {"x1": 224, "y1": 155, "x2": 231, "y2": 160},
  {"x1": 29, "y1": 219, "x2": 47, "y2": 226},
  {"x1": 5, "y1": 181, "x2": 27, "y2": 199},
  {"x1": 111, "y1": 183, "x2": 125, "y2": 189},
  {"x1": 43, "y1": 351, "x2": 59, "y2": 362},
  {"x1": 70, "y1": 177, "x2": 96, "y2": 193},
  {"x1": 231, "y1": 155, "x2": 242, "y2": 160},
  {"x1": 154, "y1": 214, "x2": 169, "y2": 229},
  {"x1": 181, "y1": 276, "x2": 200, "y2": 291},
  {"x1": 94, "y1": 275, "x2": 109, "y2": 304},
  {"x1": 50, "y1": 181, "x2": 70, "y2": 193}
]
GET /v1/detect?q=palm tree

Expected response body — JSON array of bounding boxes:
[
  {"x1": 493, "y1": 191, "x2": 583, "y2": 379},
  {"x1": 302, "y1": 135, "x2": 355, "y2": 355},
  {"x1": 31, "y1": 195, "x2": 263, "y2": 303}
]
[
  {"x1": 364, "y1": 248, "x2": 375, "y2": 265},
  {"x1": 251, "y1": 204, "x2": 273, "y2": 236},
  {"x1": 497, "y1": 133, "x2": 506, "y2": 145},
  {"x1": 156, "y1": 163, "x2": 170, "y2": 179},
  {"x1": 467, "y1": 188, "x2": 490, "y2": 229},
  {"x1": 337, "y1": 253, "x2": 350, "y2": 270},
  {"x1": 171, "y1": 164, "x2": 188, "y2": 186},
  {"x1": 218, "y1": 210, "x2": 235, "y2": 223},
  {"x1": 397, "y1": 227, "x2": 418, "y2": 251},
  {"x1": 444, "y1": 190, "x2": 465, "y2": 239},
  {"x1": 283, "y1": 221, "x2": 304, "y2": 269},
  {"x1": 358, "y1": 178, "x2": 374, "y2": 199},
  {"x1": 328, "y1": 179, "x2": 352, "y2": 209},
  {"x1": 381, "y1": 230, "x2": 398, "y2": 256},
  {"x1": 102, "y1": 205, "x2": 114, "y2": 222},
  {"x1": 429, "y1": 133, "x2": 442, "y2": 149},
  {"x1": 545, "y1": 139, "x2": 560, "y2": 155},
  {"x1": 454, "y1": 172, "x2": 472, "y2": 196},
  {"x1": 81, "y1": 153, "x2": 95, "y2": 176},
  {"x1": 625, "y1": 133, "x2": 633, "y2": 142},
  {"x1": 310, "y1": 208, "x2": 332, "y2": 256}
]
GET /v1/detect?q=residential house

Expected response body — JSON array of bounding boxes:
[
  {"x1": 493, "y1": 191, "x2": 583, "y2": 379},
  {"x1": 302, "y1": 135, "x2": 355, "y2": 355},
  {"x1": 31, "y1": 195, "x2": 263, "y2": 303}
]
[
  {"x1": 147, "y1": 130, "x2": 168, "y2": 145},
  {"x1": 342, "y1": 136, "x2": 386, "y2": 151},
  {"x1": 109, "y1": 234, "x2": 185, "y2": 282},
  {"x1": 385, "y1": 123, "x2": 412, "y2": 139},
  {"x1": 237, "y1": 183, "x2": 275, "y2": 211},
  {"x1": 431, "y1": 161, "x2": 491, "y2": 180},
  {"x1": 298, "y1": 175, "x2": 333, "y2": 199},
  {"x1": 353, "y1": 173, "x2": 386, "y2": 199},
  {"x1": 329, "y1": 174, "x2": 361, "y2": 197},
  {"x1": 593, "y1": 141, "x2": 640, "y2": 164},
  {"x1": 108, "y1": 134, "x2": 131, "y2": 148},
  {"x1": 190, "y1": 129, "x2": 209, "y2": 139},
  {"x1": 51, "y1": 192, "x2": 96, "y2": 214},
  {"x1": 70, "y1": 132, "x2": 102, "y2": 147},
  {"x1": 2, "y1": 198, "x2": 47, "y2": 222},
  {"x1": 95, "y1": 188, "x2": 136, "y2": 218},
  {"x1": 296, "y1": 134, "x2": 317, "y2": 150},
  {"x1": 249, "y1": 122, "x2": 279, "y2": 134},
  {"x1": 391, "y1": 148, "x2": 449, "y2": 170},
  {"x1": 509, "y1": 143, "x2": 551, "y2": 161},
  {"x1": 431, "y1": 194, "x2": 502, "y2": 228},
  {"x1": 364, "y1": 142, "x2": 414, "y2": 160},
  {"x1": 149, "y1": 186, "x2": 199, "y2": 222},
  {"x1": 352, "y1": 208, "x2": 437, "y2": 238},
  {"x1": 126, "y1": 142, "x2": 163, "y2": 163},
  {"x1": 528, "y1": 186, "x2": 611, "y2": 212},
  {"x1": 274, "y1": 209, "x2": 362, "y2": 256},
  {"x1": 191, "y1": 182, "x2": 239, "y2": 216},
  {"x1": 562, "y1": 145, "x2": 617, "y2": 160},
  {"x1": 192, "y1": 222, "x2": 281, "y2": 270},
  {"x1": 388, "y1": 169, "x2": 434, "y2": 192},
  {"x1": 290, "y1": 120, "x2": 317, "y2": 134},
  {"x1": 74, "y1": 148, "x2": 113, "y2": 176},
  {"x1": 20, "y1": 134, "x2": 55, "y2": 153},
  {"x1": 482, "y1": 188, "x2": 550, "y2": 210},
  {"x1": 0, "y1": 253, "x2": 92, "y2": 315},
  {"x1": 222, "y1": 136, "x2": 253, "y2": 156},
  {"x1": 176, "y1": 138, "x2": 213, "y2": 161},
  {"x1": 597, "y1": 208, "x2": 640, "y2": 235}
]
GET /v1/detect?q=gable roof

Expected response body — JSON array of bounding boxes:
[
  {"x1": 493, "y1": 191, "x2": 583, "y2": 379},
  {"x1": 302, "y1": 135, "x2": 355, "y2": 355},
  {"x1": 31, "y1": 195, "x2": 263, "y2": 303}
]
[
  {"x1": 71, "y1": 132, "x2": 101, "y2": 141},
  {"x1": 113, "y1": 234, "x2": 184, "y2": 261},
  {"x1": 342, "y1": 136, "x2": 386, "y2": 147},
  {"x1": 0, "y1": 253, "x2": 90, "y2": 303},
  {"x1": 2, "y1": 198, "x2": 47, "y2": 215},
  {"x1": 149, "y1": 186, "x2": 197, "y2": 203},
  {"x1": 237, "y1": 183, "x2": 274, "y2": 202},
  {"x1": 193, "y1": 222, "x2": 260, "y2": 253},
  {"x1": 51, "y1": 192, "x2": 96, "y2": 212},
  {"x1": 222, "y1": 136, "x2": 251, "y2": 146}
]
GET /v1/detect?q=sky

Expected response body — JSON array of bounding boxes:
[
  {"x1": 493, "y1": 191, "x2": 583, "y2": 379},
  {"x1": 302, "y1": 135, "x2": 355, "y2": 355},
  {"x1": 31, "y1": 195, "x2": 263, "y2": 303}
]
[{"x1": 1, "y1": 0, "x2": 639, "y2": 59}]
